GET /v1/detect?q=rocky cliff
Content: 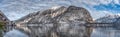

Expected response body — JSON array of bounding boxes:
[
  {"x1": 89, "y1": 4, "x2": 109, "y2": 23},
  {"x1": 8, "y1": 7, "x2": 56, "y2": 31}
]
[{"x1": 14, "y1": 6, "x2": 93, "y2": 37}]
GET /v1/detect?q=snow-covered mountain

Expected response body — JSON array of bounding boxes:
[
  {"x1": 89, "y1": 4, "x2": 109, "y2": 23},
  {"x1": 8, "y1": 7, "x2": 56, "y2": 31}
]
[
  {"x1": 95, "y1": 15, "x2": 120, "y2": 23},
  {"x1": 95, "y1": 14, "x2": 120, "y2": 29}
]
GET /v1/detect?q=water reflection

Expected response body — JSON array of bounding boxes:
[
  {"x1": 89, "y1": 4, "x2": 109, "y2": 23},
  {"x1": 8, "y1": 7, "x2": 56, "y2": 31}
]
[
  {"x1": 91, "y1": 27, "x2": 120, "y2": 37},
  {"x1": 4, "y1": 29, "x2": 28, "y2": 37},
  {"x1": 3, "y1": 26, "x2": 120, "y2": 37}
]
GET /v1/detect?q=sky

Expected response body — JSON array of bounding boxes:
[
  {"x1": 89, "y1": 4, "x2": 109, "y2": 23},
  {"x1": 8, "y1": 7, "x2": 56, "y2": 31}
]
[{"x1": 0, "y1": 0, "x2": 120, "y2": 21}]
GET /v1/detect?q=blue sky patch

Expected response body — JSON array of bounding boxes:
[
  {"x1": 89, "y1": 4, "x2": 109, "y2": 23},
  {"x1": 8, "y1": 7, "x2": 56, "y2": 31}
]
[
  {"x1": 93, "y1": 3, "x2": 120, "y2": 13},
  {"x1": 0, "y1": 0, "x2": 3, "y2": 3}
]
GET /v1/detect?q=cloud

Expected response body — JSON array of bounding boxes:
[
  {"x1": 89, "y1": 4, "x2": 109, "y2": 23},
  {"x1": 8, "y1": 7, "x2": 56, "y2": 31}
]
[
  {"x1": 75, "y1": 0, "x2": 113, "y2": 6},
  {"x1": 114, "y1": 0, "x2": 120, "y2": 4}
]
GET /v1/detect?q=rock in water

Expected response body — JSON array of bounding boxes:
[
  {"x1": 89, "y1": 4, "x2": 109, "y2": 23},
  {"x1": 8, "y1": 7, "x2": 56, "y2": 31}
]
[{"x1": 14, "y1": 6, "x2": 94, "y2": 37}]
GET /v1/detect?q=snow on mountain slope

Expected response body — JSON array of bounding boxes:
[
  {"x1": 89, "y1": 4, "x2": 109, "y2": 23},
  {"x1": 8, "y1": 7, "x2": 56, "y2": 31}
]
[{"x1": 95, "y1": 14, "x2": 120, "y2": 23}]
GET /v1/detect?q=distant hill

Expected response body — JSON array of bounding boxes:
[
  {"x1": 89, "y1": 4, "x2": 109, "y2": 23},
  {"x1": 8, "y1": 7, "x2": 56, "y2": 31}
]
[{"x1": 95, "y1": 15, "x2": 120, "y2": 29}]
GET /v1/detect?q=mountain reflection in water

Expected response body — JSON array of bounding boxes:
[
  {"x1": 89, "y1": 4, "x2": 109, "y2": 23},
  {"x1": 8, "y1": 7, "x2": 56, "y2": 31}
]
[
  {"x1": 4, "y1": 26, "x2": 120, "y2": 37},
  {"x1": 91, "y1": 27, "x2": 120, "y2": 37}
]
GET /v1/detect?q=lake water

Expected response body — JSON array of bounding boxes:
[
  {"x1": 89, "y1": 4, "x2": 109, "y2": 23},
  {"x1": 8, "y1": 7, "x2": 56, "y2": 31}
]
[
  {"x1": 3, "y1": 27, "x2": 120, "y2": 37},
  {"x1": 91, "y1": 27, "x2": 120, "y2": 37}
]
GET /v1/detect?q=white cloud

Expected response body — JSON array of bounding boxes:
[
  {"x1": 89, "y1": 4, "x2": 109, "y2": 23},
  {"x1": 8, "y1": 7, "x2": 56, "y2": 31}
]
[
  {"x1": 98, "y1": 0, "x2": 113, "y2": 5},
  {"x1": 114, "y1": 0, "x2": 120, "y2": 4},
  {"x1": 75, "y1": 0, "x2": 113, "y2": 6}
]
